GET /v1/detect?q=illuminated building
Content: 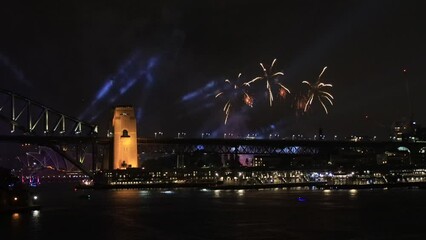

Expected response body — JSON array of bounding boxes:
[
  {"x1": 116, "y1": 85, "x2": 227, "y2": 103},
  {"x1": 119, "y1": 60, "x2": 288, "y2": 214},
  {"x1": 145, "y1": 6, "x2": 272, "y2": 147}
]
[
  {"x1": 391, "y1": 119, "x2": 426, "y2": 142},
  {"x1": 252, "y1": 157, "x2": 265, "y2": 167},
  {"x1": 112, "y1": 106, "x2": 138, "y2": 169}
]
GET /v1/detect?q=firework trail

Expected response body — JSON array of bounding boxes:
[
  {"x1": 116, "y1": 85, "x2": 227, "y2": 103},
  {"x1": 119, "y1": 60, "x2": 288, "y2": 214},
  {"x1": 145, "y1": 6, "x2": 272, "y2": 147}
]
[
  {"x1": 215, "y1": 73, "x2": 253, "y2": 124},
  {"x1": 302, "y1": 66, "x2": 334, "y2": 114},
  {"x1": 244, "y1": 59, "x2": 290, "y2": 106}
]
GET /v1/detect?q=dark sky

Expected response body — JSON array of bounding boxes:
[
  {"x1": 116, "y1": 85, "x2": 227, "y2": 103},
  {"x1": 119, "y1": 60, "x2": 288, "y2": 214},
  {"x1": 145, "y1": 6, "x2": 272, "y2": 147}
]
[{"x1": 1, "y1": 0, "x2": 426, "y2": 139}]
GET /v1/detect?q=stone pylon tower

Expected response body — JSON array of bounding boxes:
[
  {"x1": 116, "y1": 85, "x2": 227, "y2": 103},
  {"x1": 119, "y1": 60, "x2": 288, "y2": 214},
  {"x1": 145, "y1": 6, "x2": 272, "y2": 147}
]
[{"x1": 112, "y1": 106, "x2": 138, "y2": 169}]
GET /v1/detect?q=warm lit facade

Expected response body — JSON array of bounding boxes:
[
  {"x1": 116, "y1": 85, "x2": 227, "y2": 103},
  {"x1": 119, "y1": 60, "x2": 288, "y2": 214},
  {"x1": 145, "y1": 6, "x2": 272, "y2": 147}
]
[{"x1": 112, "y1": 106, "x2": 138, "y2": 169}]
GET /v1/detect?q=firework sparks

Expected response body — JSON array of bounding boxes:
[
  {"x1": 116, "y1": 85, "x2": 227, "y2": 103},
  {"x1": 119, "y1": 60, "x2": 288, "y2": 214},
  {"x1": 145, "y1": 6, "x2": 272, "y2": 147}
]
[
  {"x1": 302, "y1": 66, "x2": 334, "y2": 114},
  {"x1": 292, "y1": 93, "x2": 308, "y2": 116},
  {"x1": 244, "y1": 58, "x2": 290, "y2": 106},
  {"x1": 216, "y1": 73, "x2": 253, "y2": 124}
]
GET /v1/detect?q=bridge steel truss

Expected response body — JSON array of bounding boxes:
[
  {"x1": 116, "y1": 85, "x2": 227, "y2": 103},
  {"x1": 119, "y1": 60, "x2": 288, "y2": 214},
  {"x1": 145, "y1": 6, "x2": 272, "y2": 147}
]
[
  {"x1": 139, "y1": 138, "x2": 327, "y2": 155},
  {"x1": 0, "y1": 88, "x2": 99, "y2": 178},
  {"x1": 138, "y1": 138, "x2": 426, "y2": 158}
]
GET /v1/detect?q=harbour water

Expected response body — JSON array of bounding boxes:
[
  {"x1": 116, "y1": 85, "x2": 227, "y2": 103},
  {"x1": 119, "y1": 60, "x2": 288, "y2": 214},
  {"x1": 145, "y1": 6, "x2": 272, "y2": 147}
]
[{"x1": 1, "y1": 183, "x2": 426, "y2": 240}]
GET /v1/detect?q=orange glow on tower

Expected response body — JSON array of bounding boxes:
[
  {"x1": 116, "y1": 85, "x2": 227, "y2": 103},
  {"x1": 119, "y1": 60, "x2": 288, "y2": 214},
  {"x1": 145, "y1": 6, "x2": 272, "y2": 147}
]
[{"x1": 112, "y1": 106, "x2": 138, "y2": 169}]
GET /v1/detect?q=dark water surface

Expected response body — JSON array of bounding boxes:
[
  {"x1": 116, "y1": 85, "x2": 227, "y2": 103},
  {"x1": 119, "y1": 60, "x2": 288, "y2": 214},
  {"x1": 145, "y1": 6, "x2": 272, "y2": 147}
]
[{"x1": 1, "y1": 184, "x2": 426, "y2": 240}]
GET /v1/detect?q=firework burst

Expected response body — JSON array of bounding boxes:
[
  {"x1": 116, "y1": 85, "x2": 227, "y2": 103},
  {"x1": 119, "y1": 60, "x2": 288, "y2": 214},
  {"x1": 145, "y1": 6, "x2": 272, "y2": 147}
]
[
  {"x1": 302, "y1": 66, "x2": 334, "y2": 114},
  {"x1": 244, "y1": 58, "x2": 290, "y2": 106},
  {"x1": 215, "y1": 73, "x2": 253, "y2": 124}
]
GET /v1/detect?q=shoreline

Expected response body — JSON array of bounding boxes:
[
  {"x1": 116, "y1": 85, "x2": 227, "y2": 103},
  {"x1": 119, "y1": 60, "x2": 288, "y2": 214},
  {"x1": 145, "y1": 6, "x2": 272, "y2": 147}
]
[{"x1": 75, "y1": 181, "x2": 426, "y2": 190}]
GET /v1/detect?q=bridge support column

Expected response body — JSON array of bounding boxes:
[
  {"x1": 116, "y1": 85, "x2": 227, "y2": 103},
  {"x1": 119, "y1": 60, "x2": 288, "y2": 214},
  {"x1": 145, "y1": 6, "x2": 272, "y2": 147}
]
[
  {"x1": 92, "y1": 141, "x2": 97, "y2": 171},
  {"x1": 177, "y1": 154, "x2": 185, "y2": 168},
  {"x1": 100, "y1": 142, "x2": 113, "y2": 170},
  {"x1": 221, "y1": 154, "x2": 226, "y2": 167}
]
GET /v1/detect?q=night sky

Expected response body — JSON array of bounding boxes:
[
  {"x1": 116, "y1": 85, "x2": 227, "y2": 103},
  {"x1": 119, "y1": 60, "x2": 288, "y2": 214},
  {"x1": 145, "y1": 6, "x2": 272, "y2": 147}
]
[{"x1": 1, "y1": 0, "x2": 426, "y2": 139}]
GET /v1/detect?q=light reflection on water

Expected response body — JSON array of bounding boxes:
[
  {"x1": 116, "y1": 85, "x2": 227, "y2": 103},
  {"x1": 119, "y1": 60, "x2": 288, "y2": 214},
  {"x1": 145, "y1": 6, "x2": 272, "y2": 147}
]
[
  {"x1": 2, "y1": 184, "x2": 426, "y2": 240},
  {"x1": 11, "y1": 213, "x2": 20, "y2": 221}
]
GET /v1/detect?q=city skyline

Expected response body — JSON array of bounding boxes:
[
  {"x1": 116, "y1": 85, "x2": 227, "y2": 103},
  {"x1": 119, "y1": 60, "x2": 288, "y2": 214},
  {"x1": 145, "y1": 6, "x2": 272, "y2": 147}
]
[{"x1": 1, "y1": 0, "x2": 426, "y2": 139}]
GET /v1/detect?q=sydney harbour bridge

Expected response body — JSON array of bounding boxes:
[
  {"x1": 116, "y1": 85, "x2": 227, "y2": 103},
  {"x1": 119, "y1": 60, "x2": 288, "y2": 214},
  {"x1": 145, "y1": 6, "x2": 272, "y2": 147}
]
[{"x1": 1, "y1": 88, "x2": 426, "y2": 180}]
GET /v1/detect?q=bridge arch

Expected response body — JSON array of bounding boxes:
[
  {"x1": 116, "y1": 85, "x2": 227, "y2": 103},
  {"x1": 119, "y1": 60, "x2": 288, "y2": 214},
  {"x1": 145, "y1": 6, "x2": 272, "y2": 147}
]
[{"x1": 0, "y1": 88, "x2": 98, "y2": 178}]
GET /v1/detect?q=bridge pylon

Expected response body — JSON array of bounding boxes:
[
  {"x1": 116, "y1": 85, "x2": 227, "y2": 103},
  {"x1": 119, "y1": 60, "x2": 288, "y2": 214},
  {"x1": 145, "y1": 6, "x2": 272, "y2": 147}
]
[{"x1": 112, "y1": 106, "x2": 138, "y2": 169}]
